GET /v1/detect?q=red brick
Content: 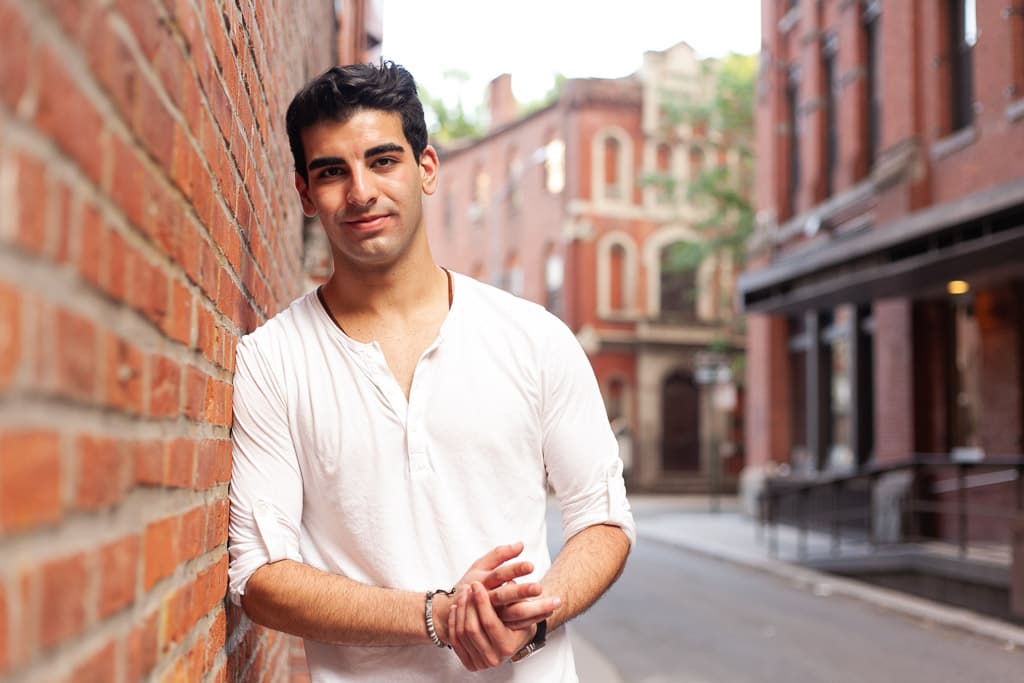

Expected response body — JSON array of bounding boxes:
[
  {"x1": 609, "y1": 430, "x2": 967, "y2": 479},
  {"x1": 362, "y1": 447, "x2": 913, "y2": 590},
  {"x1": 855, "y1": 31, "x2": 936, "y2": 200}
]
[
  {"x1": 0, "y1": 281, "x2": 21, "y2": 389},
  {"x1": 184, "y1": 366, "x2": 207, "y2": 421},
  {"x1": 136, "y1": 76, "x2": 175, "y2": 171},
  {"x1": 205, "y1": 498, "x2": 229, "y2": 552},
  {"x1": 39, "y1": 553, "x2": 89, "y2": 649},
  {"x1": 166, "y1": 439, "x2": 194, "y2": 489},
  {"x1": 166, "y1": 280, "x2": 194, "y2": 346},
  {"x1": 51, "y1": 180, "x2": 75, "y2": 265},
  {"x1": 179, "y1": 505, "x2": 205, "y2": 562},
  {"x1": 55, "y1": 308, "x2": 98, "y2": 400},
  {"x1": 161, "y1": 581, "x2": 193, "y2": 651},
  {"x1": 109, "y1": 138, "x2": 148, "y2": 230},
  {"x1": 79, "y1": 202, "x2": 108, "y2": 290},
  {"x1": 13, "y1": 152, "x2": 47, "y2": 255},
  {"x1": 126, "y1": 610, "x2": 159, "y2": 682},
  {"x1": 134, "y1": 440, "x2": 164, "y2": 486},
  {"x1": 194, "y1": 555, "x2": 228, "y2": 620},
  {"x1": 98, "y1": 535, "x2": 139, "y2": 618},
  {"x1": 107, "y1": 229, "x2": 128, "y2": 302},
  {"x1": 196, "y1": 439, "x2": 231, "y2": 489},
  {"x1": 150, "y1": 356, "x2": 181, "y2": 418},
  {"x1": 70, "y1": 640, "x2": 117, "y2": 683},
  {"x1": 75, "y1": 435, "x2": 127, "y2": 510},
  {"x1": 36, "y1": 49, "x2": 104, "y2": 186},
  {"x1": 206, "y1": 608, "x2": 226, "y2": 670},
  {"x1": 104, "y1": 334, "x2": 144, "y2": 412},
  {"x1": 143, "y1": 515, "x2": 179, "y2": 589},
  {"x1": 0, "y1": 3, "x2": 30, "y2": 110},
  {"x1": 0, "y1": 430, "x2": 62, "y2": 532}
]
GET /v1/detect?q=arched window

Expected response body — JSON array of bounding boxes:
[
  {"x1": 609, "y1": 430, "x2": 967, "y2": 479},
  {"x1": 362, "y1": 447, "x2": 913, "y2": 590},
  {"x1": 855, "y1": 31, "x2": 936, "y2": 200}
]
[
  {"x1": 610, "y1": 245, "x2": 627, "y2": 311},
  {"x1": 604, "y1": 137, "x2": 621, "y2": 197},
  {"x1": 655, "y1": 142, "x2": 673, "y2": 203},
  {"x1": 659, "y1": 242, "x2": 697, "y2": 320}
]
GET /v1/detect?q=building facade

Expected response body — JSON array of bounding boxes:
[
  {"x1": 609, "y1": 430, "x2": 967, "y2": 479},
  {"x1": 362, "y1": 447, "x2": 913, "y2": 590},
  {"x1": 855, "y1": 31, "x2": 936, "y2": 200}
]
[
  {"x1": 741, "y1": 0, "x2": 1024, "y2": 524},
  {"x1": 426, "y1": 43, "x2": 746, "y2": 492}
]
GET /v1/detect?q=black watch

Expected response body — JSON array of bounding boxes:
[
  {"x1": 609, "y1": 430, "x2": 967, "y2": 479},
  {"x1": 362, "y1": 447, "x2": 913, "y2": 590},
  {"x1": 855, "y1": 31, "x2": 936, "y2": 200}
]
[{"x1": 511, "y1": 619, "x2": 547, "y2": 663}]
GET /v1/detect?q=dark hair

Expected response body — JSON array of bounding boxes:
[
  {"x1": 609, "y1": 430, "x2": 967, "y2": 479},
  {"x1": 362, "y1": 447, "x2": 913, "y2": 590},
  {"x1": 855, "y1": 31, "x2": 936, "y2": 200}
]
[{"x1": 286, "y1": 60, "x2": 428, "y2": 182}]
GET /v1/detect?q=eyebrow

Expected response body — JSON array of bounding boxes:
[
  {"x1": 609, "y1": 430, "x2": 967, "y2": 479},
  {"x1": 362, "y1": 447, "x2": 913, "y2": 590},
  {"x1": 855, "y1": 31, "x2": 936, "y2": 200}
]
[{"x1": 307, "y1": 143, "x2": 406, "y2": 172}]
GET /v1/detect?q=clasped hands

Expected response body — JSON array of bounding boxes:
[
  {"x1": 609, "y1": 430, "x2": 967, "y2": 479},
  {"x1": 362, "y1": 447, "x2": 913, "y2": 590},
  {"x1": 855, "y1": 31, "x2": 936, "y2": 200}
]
[{"x1": 433, "y1": 542, "x2": 561, "y2": 671}]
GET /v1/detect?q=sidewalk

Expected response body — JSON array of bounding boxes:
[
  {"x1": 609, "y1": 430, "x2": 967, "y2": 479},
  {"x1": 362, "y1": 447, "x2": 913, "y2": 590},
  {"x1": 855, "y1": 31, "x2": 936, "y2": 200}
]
[{"x1": 629, "y1": 494, "x2": 1024, "y2": 650}]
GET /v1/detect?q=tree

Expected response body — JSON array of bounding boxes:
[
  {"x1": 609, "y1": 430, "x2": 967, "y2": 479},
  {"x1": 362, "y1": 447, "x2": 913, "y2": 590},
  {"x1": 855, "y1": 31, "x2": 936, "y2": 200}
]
[
  {"x1": 419, "y1": 69, "x2": 483, "y2": 144},
  {"x1": 648, "y1": 52, "x2": 757, "y2": 274}
]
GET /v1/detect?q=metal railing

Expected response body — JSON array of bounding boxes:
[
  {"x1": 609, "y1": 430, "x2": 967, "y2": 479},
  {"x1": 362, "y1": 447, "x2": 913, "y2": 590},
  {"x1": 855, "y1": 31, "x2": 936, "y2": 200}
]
[{"x1": 757, "y1": 455, "x2": 1024, "y2": 563}]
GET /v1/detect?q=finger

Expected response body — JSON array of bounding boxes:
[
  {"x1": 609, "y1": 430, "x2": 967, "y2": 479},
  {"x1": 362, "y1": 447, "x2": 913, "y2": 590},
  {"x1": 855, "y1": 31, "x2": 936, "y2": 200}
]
[
  {"x1": 488, "y1": 581, "x2": 543, "y2": 606},
  {"x1": 471, "y1": 582, "x2": 509, "y2": 666},
  {"x1": 498, "y1": 595, "x2": 561, "y2": 625},
  {"x1": 470, "y1": 542, "x2": 524, "y2": 572},
  {"x1": 448, "y1": 602, "x2": 475, "y2": 672},
  {"x1": 482, "y1": 560, "x2": 534, "y2": 589},
  {"x1": 460, "y1": 585, "x2": 491, "y2": 671}
]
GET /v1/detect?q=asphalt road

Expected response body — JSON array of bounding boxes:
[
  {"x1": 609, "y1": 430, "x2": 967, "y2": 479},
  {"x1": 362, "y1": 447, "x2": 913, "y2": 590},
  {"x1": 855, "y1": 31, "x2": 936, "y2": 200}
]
[{"x1": 547, "y1": 509, "x2": 1024, "y2": 683}]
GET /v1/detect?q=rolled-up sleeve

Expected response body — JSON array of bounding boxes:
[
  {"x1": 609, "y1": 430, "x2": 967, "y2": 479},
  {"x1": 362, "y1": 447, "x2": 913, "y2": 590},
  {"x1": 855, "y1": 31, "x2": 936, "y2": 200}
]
[
  {"x1": 228, "y1": 336, "x2": 304, "y2": 605},
  {"x1": 540, "y1": 319, "x2": 636, "y2": 547}
]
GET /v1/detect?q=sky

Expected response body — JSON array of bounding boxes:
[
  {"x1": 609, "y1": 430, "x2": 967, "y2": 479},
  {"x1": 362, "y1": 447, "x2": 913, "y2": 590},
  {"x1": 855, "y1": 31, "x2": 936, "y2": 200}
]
[{"x1": 381, "y1": 0, "x2": 761, "y2": 112}]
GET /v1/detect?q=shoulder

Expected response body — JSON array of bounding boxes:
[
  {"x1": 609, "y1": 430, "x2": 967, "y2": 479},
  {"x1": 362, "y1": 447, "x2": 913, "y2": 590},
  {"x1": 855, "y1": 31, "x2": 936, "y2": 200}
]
[
  {"x1": 453, "y1": 272, "x2": 565, "y2": 336},
  {"x1": 237, "y1": 288, "x2": 320, "y2": 363}
]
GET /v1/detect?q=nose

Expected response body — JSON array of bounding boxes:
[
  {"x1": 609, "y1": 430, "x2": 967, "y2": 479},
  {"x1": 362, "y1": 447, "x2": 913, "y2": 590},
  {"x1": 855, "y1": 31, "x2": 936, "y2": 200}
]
[{"x1": 347, "y1": 167, "x2": 378, "y2": 208}]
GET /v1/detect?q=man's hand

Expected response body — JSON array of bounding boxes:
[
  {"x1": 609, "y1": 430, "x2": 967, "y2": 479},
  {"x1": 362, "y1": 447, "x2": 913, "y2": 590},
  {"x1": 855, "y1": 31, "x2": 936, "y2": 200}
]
[
  {"x1": 433, "y1": 542, "x2": 561, "y2": 670},
  {"x1": 448, "y1": 581, "x2": 559, "y2": 671}
]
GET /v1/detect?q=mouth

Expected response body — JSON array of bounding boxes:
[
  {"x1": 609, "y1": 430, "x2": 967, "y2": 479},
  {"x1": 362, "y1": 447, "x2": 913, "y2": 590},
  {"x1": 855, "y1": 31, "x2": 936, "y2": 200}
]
[{"x1": 344, "y1": 214, "x2": 391, "y2": 232}]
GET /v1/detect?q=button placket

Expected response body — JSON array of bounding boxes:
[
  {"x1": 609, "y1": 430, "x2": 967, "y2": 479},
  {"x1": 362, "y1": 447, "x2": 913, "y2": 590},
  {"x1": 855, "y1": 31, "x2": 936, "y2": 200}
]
[{"x1": 406, "y1": 356, "x2": 432, "y2": 477}]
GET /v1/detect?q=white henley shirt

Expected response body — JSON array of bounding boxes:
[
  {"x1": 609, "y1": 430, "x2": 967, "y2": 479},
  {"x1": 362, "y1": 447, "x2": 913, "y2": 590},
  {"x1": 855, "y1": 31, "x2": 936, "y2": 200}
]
[{"x1": 228, "y1": 271, "x2": 635, "y2": 683}]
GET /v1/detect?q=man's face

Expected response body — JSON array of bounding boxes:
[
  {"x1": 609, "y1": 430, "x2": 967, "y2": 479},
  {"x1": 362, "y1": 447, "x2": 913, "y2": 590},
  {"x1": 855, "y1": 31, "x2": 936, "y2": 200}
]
[{"x1": 295, "y1": 109, "x2": 438, "y2": 271}]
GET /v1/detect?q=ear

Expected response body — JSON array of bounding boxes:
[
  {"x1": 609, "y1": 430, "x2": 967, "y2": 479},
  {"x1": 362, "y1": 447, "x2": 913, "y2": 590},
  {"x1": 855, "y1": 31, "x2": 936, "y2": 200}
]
[
  {"x1": 294, "y1": 172, "x2": 317, "y2": 218},
  {"x1": 419, "y1": 145, "x2": 439, "y2": 196}
]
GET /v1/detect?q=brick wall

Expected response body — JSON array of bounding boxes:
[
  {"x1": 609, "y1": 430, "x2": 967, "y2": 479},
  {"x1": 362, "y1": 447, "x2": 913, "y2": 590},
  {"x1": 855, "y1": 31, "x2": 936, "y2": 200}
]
[{"x1": 0, "y1": 1, "x2": 336, "y2": 681}]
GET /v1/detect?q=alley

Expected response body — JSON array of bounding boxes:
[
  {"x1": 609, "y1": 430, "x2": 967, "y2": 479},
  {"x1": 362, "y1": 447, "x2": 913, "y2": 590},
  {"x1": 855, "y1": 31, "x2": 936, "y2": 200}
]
[{"x1": 549, "y1": 503, "x2": 1024, "y2": 683}]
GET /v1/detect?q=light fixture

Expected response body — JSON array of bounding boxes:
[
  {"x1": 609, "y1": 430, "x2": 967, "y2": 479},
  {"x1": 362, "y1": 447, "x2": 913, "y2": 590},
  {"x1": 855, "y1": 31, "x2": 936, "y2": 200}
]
[{"x1": 947, "y1": 280, "x2": 970, "y2": 296}]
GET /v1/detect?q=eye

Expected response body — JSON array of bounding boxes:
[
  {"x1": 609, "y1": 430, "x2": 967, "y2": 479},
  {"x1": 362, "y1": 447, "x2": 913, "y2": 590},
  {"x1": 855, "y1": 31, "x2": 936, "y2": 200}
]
[
  {"x1": 373, "y1": 157, "x2": 398, "y2": 168},
  {"x1": 319, "y1": 167, "x2": 345, "y2": 179}
]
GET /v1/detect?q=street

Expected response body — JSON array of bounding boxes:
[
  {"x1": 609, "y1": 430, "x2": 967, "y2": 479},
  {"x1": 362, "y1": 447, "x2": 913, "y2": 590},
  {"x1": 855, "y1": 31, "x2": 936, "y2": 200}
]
[{"x1": 548, "y1": 503, "x2": 1024, "y2": 683}]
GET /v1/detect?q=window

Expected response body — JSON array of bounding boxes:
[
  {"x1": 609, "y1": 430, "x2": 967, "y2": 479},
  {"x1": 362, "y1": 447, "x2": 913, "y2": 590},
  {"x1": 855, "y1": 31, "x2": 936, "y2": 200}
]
[
  {"x1": 609, "y1": 244, "x2": 627, "y2": 311},
  {"x1": 604, "y1": 137, "x2": 621, "y2": 198},
  {"x1": 506, "y1": 146, "x2": 521, "y2": 214},
  {"x1": 688, "y1": 146, "x2": 705, "y2": 184},
  {"x1": 469, "y1": 166, "x2": 489, "y2": 224},
  {"x1": 544, "y1": 137, "x2": 565, "y2": 194},
  {"x1": 822, "y1": 32, "x2": 839, "y2": 197},
  {"x1": 655, "y1": 142, "x2": 673, "y2": 203},
  {"x1": 605, "y1": 377, "x2": 626, "y2": 421},
  {"x1": 823, "y1": 307, "x2": 854, "y2": 471},
  {"x1": 948, "y1": 0, "x2": 977, "y2": 131},
  {"x1": 786, "y1": 66, "x2": 801, "y2": 218},
  {"x1": 949, "y1": 297, "x2": 982, "y2": 455},
  {"x1": 863, "y1": 0, "x2": 881, "y2": 170},
  {"x1": 659, "y1": 242, "x2": 697, "y2": 320},
  {"x1": 789, "y1": 316, "x2": 811, "y2": 472},
  {"x1": 1011, "y1": 1, "x2": 1024, "y2": 100},
  {"x1": 544, "y1": 250, "x2": 564, "y2": 316}
]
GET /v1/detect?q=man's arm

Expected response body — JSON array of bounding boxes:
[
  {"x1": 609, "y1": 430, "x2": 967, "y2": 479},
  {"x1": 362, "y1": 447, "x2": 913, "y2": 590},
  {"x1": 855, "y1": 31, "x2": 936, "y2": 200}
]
[
  {"x1": 447, "y1": 523, "x2": 629, "y2": 669},
  {"x1": 242, "y1": 544, "x2": 558, "y2": 647}
]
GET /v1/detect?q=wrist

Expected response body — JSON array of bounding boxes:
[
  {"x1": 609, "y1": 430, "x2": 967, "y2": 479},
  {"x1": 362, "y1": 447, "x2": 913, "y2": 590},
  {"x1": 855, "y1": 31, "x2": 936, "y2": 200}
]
[{"x1": 433, "y1": 592, "x2": 452, "y2": 645}]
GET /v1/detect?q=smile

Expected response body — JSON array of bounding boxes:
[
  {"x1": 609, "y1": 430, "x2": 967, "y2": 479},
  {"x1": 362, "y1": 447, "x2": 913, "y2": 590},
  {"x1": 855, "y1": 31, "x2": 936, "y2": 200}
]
[{"x1": 344, "y1": 215, "x2": 390, "y2": 232}]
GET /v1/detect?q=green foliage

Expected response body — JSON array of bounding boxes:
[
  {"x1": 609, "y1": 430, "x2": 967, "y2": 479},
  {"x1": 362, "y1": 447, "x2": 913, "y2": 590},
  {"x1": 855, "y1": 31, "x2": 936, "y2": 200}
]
[
  {"x1": 419, "y1": 69, "x2": 483, "y2": 144},
  {"x1": 521, "y1": 73, "x2": 566, "y2": 115},
  {"x1": 644, "y1": 52, "x2": 757, "y2": 271}
]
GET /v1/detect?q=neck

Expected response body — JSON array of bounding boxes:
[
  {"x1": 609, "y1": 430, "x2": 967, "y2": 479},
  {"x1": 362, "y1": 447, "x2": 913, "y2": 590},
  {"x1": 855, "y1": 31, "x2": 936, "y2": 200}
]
[{"x1": 323, "y1": 244, "x2": 446, "y2": 319}]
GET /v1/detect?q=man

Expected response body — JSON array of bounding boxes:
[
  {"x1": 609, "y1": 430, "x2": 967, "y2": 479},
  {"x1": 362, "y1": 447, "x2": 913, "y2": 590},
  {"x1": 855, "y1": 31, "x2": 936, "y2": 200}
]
[{"x1": 228, "y1": 61, "x2": 634, "y2": 682}]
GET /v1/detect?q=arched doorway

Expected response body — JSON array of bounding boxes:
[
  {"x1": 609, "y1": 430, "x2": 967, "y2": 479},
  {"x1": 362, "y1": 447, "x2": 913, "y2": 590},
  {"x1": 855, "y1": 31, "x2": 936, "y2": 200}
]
[{"x1": 662, "y1": 370, "x2": 700, "y2": 471}]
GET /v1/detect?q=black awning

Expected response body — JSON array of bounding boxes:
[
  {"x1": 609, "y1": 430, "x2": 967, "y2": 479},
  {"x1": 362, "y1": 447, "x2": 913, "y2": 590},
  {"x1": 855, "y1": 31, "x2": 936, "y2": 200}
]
[{"x1": 739, "y1": 180, "x2": 1024, "y2": 313}]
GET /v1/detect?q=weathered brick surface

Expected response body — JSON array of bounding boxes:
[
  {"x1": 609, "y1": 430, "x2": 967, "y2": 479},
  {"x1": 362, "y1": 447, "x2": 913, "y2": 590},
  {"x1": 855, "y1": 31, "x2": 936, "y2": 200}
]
[{"x1": 0, "y1": 0, "x2": 349, "y2": 680}]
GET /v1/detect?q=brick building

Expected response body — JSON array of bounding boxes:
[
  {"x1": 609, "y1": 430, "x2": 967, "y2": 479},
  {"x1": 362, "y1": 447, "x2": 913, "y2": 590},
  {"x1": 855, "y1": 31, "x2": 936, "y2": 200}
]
[
  {"x1": 740, "y1": 0, "x2": 1024, "y2": 532},
  {"x1": 426, "y1": 42, "x2": 746, "y2": 492},
  {"x1": 0, "y1": 1, "x2": 375, "y2": 681}
]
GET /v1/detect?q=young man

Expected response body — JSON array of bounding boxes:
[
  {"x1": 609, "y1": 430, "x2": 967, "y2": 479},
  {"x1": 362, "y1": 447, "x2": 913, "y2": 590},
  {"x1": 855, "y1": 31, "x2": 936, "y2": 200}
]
[{"x1": 227, "y1": 61, "x2": 634, "y2": 682}]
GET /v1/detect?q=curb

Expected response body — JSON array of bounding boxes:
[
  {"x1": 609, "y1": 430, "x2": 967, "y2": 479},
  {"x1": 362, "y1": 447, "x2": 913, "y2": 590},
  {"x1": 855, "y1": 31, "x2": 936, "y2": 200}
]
[{"x1": 637, "y1": 523, "x2": 1024, "y2": 651}]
